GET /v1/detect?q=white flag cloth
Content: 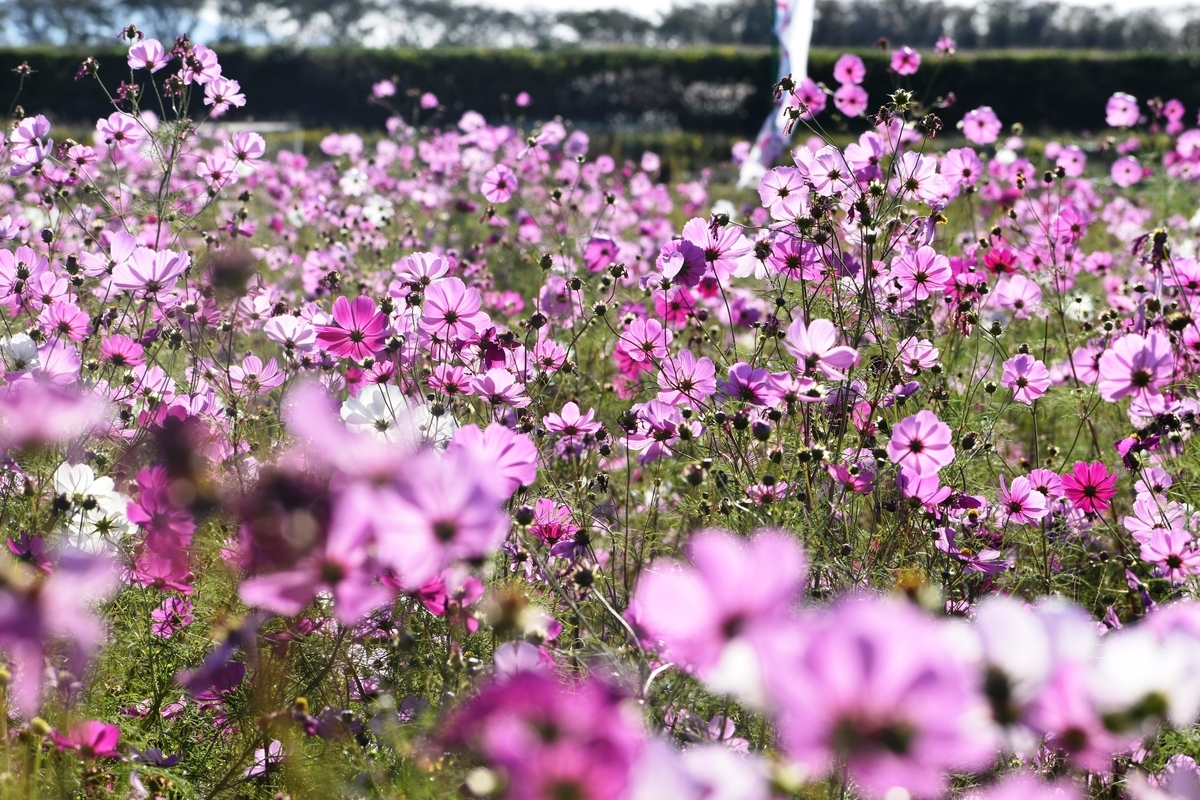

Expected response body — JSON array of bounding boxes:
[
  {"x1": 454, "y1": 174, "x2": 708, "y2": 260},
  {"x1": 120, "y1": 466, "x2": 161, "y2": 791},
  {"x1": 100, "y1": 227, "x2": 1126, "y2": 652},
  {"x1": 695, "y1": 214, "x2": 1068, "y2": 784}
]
[{"x1": 737, "y1": 0, "x2": 817, "y2": 189}]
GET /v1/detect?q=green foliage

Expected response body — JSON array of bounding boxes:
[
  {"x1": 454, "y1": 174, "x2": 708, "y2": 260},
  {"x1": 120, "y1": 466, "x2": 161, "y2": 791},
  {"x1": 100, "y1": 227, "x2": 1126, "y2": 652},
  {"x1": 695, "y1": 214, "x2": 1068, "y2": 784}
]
[{"x1": 3, "y1": 46, "x2": 1200, "y2": 137}]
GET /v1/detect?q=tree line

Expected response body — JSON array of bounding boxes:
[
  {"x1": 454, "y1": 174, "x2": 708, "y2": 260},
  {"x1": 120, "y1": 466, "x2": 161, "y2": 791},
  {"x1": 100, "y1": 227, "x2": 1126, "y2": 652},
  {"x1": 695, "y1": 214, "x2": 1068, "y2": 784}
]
[{"x1": 5, "y1": 0, "x2": 1200, "y2": 51}]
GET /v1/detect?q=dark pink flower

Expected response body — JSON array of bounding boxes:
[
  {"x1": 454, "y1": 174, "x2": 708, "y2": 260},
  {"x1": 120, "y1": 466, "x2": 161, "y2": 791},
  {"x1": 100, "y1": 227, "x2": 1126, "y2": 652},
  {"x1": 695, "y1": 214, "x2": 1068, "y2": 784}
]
[
  {"x1": 51, "y1": 720, "x2": 121, "y2": 759},
  {"x1": 315, "y1": 296, "x2": 389, "y2": 361},
  {"x1": 1061, "y1": 461, "x2": 1118, "y2": 514}
]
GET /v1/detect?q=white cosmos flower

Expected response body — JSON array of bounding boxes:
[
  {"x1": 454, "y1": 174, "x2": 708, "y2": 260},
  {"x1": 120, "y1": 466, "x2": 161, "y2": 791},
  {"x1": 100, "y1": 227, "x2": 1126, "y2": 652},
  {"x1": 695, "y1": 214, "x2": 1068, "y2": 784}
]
[
  {"x1": 53, "y1": 462, "x2": 115, "y2": 502},
  {"x1": 340, "y1": 383, "x2": 457, "y2": 447},
  {"x1": 339, "y1": 168, "x2": 369, "y2": 197},
  {"x1": 53, "y1": 463, "x2": 133, "y2": 553},
  {"x1": 0, "y1": 333, "x2": 40, "y2": 371}
]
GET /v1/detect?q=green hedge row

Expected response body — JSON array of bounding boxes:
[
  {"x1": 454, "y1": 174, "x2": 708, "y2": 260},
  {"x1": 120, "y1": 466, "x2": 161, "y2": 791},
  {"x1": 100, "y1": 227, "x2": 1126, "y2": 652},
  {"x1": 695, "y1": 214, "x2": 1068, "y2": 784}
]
[{"x1": 2, "y1": 46, "x2": 1198, "y2": 135}]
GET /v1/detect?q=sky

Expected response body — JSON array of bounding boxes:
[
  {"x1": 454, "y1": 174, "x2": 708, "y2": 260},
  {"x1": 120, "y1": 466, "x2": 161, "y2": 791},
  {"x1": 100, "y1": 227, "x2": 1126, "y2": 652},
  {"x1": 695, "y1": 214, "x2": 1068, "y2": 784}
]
[{"x1": 471, "y1": 0, "x2": 1194, "y2": 17}]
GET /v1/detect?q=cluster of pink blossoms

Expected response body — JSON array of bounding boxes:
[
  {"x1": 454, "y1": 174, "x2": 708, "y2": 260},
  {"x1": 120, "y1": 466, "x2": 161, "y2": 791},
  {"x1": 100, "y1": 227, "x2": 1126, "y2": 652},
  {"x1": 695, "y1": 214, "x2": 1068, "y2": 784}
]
[{"x1": 4, "y1": 29, "x2": 1200, "y2": 799}]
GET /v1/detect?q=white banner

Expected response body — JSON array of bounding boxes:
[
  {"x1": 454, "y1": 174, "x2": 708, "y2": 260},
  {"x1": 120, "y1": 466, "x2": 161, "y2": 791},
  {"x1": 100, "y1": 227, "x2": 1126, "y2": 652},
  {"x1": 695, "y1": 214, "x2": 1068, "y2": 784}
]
[{"x1": 737, "y1": 0, "x2": 816, "y2": 189}]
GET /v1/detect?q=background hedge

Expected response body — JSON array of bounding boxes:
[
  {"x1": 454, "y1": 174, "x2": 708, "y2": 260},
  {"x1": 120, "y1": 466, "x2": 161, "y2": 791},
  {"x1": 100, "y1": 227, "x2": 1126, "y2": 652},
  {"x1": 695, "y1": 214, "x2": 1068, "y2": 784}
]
[{"x1": 3, "y1": 46, "x2": 1199, "y2": 136}]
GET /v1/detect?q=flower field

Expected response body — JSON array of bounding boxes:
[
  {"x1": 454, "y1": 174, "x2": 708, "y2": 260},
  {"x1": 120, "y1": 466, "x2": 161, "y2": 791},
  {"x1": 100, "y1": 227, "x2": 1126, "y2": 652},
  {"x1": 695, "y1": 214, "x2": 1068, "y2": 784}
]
[{"x1": 2, "y1": 30, "x2": 1200, "y2": 800}]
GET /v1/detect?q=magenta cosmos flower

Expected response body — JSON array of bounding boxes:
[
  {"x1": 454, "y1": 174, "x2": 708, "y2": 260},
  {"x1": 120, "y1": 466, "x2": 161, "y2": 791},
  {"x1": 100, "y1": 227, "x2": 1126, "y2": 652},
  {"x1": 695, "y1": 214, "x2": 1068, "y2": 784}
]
[
  {"x1": 314, "y1": 295, "x2": 389, "y2": 361},
  {"x1": 481, "y1": 164, "x2": 517, "y2": 203},
  {"x1": 1061, "y1": 461, "x2": 1118, "y2": 514},
  {"x1": 887, "y1": 410, "x2": 955, "y2": 476},
  {"x1": 51, "y1": 720, "x2": 121, "y2": 759},
  {"x1": 890, "y1": 45, "x2": 922, "y2": 76}
]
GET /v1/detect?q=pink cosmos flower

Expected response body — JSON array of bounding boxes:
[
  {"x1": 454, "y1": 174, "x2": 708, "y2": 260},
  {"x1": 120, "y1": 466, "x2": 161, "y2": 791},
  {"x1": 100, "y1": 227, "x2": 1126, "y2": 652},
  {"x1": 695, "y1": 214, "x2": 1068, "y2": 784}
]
[
  {"x1": 758, "y1": 167, "x2": 806, "y2": 217},
  {"x1": 993, "y1": 274, "x2": 1042, "y2": 318},
  {"x1": 790, "y1": 77, "x2": 826, "y2": 118},
  {"x1": 657, "y1": 350, "x2": 717, "y2": 406},
  {"x1": 96, "y1": 112, "x2": 147, "y2": 149},
  {"x1": 962, "y1": 106, "x2": 1003, "y2": 145},
  {"x1": 40, "y1": 302, "x2": 90, "y2": 342},
  {"x1": 1061, "y1": 461, "x2": 1118, "y2": 514},
  {"x1": 997, "y1": 475, "x2": 1049, "y2": 525},
  {"x1": 768, "y1": 236, "x2": 820, "y2": 280},
  {"x1": 1140, "y1": 529, "x2": 1200, "y2": 585},
  {"x1": 314, "y1": 295, "x2": 389, "y2": 361},
  {"x1": 769, "y1": 596, "x2": 994, "y2": 798},
  {"x1": 228, "y1": 354, "x2": 284, "y2": 395},
  {"x1": 111, "y1": 247, "x2": 191, "y2": 296},
  {"x1": 1112, "y1": 156, "x2": 1143, "y2": 187},
  {"x1": 784, "y1": 318, "x2": 860, "y2": 380},
  {"x1": 441, "y1": 672, "x2": 644, "y2": 800},
  {"x1": 890, "y1": 152, "x2": 948, "y2": 203},
  {"x1": 1001, "y1": 354, "x2": 1051, "y2": 404},
  {"x1": 1097, "y1": 331, "x2": 1174, "y2": 402},
  {"x1": 472, "y1": 368, "x2": 530, "y2": 408},
  {"x1": 481, "y1": 164, "x2": 517, "y2": 203},
  {"x1": 833, "y1": 84, "x2": 869, "y2": 117},
  {"x1": 204, "y1": 77, "x2": 246, "y2": 117},
  {"x1": 448, "y1": 423, "x2": 539, "y2": 496},
  {"x1": 224, "y1": 130, "x2": 266, "y2": 167},
  {"x1": 420, "y1": 277, "x2": 487, "y2": 343},
  {"x1": 899, "y1": 469, "x2": 952, "y2": 513},
  {"x1": 898, "y1": 337, "x2": 939, "y2": 374},
  {"x1": 179, "y1": 44, "x2": 222, "y2": 85},
  {"x1": 150, "y1": 596, "x2": 195, "y2": 638},
  {"x1": 1056, "y1": 144, "x2": 1087, "y2": 177},
  {"x1": 128, "y1": 38, "x2": 169, "y2": 72},
  {"x1": 544, "y1": 401, "x2": 602, "y2": 439},
  {"x1": 1106, "y1": 91, "x2": 1140, "y2": 127},
  {"x1": 718, "y1": 362, "x2": 772, "y2": 406},
  {"x1": 1028, "y1": 468, "x2": 1065, "y2": 500},
  {"x1": 845, "y1": 131, "x2": 885, "y2": 182},
  {"x1": 239, "y1": 484, "x2": 392, "y2": 624},
  {"x1": 0, "y1": 551, "x2": 117, "y2": 713},
  {"x1": 264, "y1": 316, "x2": 316, "y2": 354},
  {"x1": 375, "y1": 448, "x2": 510, "y2": 588},
  {"x1": 680, "y1": 217, "x2": 753, "y2": 281},
  {"x1": 618, "y1": 317, "x2": 673, "y2": 364},
  {"x1": 893, "y1": 245, "x2": 952, "y2": 301},
  {"x1": 394, "y1": 251, "x2": 450, "y2": 287},
  {"x1": 890, "y1": 46, "x2": 922, "y2": 75},
  {"x1": 887, "y1": 410, "x2": 955, "y2": 476},
  {"x1": 633, "y1": 529, "x2": 805, "y2": 700},
  {"x1": 809, "y1": 145, "x2": 853, "y2": 195},
  {"x1": 833, "y1": 53, "x2": 866, "y2": 85}
]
